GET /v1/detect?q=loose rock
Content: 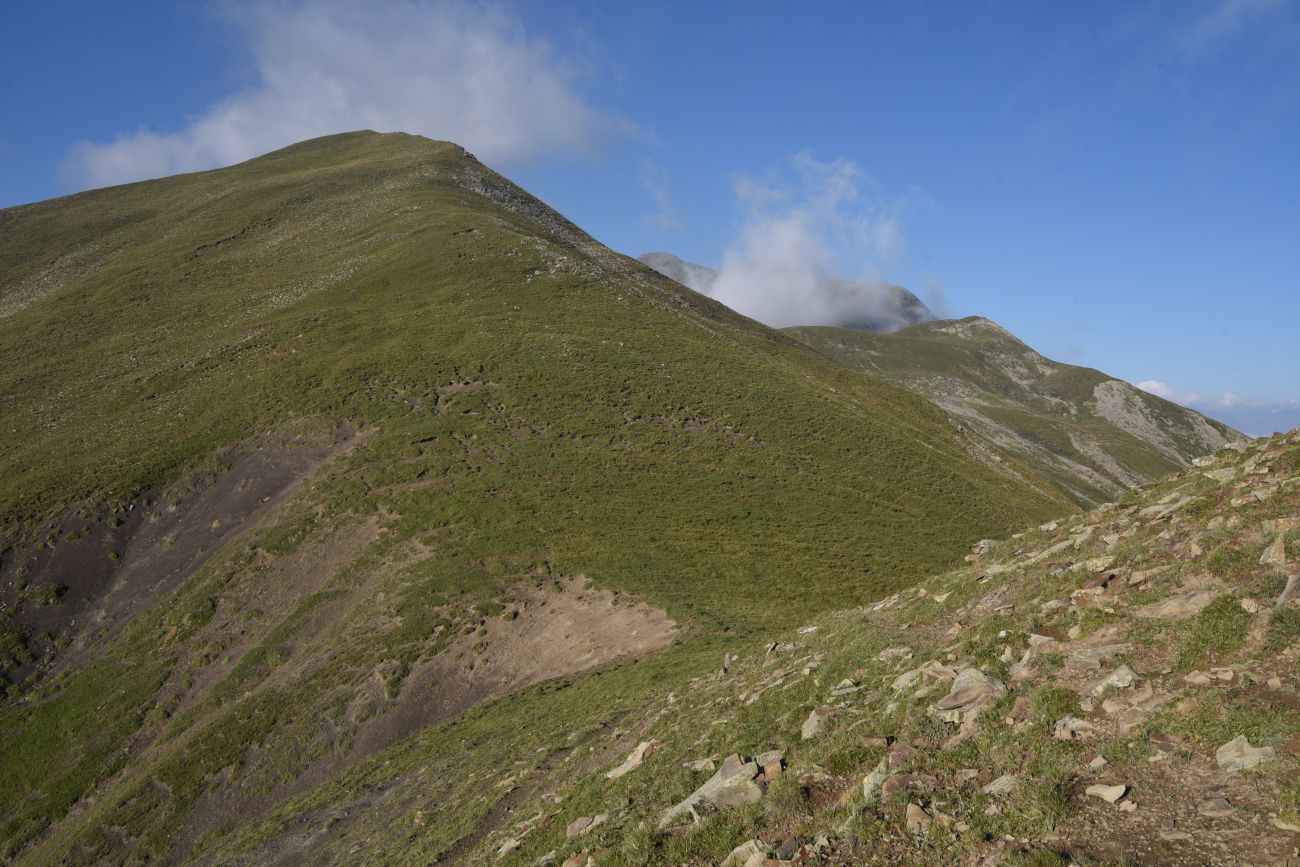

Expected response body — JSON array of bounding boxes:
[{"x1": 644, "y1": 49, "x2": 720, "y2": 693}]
[
  {"x1": 1215, "y1": 735, "x2": 1275, "y2": 771},
  {"x1": 1086, "y1": 783, "x2": 1128, "y2": 803},
  {"x1": 606, "y1": 739, "x2": 662, "y2": 779}
]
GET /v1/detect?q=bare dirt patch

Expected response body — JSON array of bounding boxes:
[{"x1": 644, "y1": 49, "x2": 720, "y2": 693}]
[
  {"x1": 0, "y1": 422, "x2": 370, "y2": 685},
  {"x1": 354, "y1": 575, "x2": 678, "y2": 757}
]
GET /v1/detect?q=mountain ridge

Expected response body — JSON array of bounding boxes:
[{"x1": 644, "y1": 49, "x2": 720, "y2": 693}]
[
  {"x1": 788, "y1": 316, "x2": 1245, "y2": 506},
  {"x1": 0, "y1": 131, "x2": 1067, "y2": 863}
]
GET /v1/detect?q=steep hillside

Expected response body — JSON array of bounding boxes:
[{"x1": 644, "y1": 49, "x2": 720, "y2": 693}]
[
  {"x1": 789, "y1": 317, "x2": 1244, "y2": 506},
  {"x1": 637, "y1": 252, "x2": 933, "y2": 333},
  {"x1": 0, "y1": 132, "x2": 1066, "y2": 863},
  {"x1": 201, "y1": 430, "x2": 1296, "y2": 867}
]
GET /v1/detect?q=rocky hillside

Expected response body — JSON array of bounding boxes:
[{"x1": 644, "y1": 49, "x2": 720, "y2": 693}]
[
  {"x1": 637, "y1": 252, "x2": 934, "y2": 333},
  {"x1": 0, "y1": 133, "x2": 1069, "y2": 864},
  {"x1": 403, "y1": 430, "x2": 1295, "y2": 866},
  {"x1": 789, "y1": 317, "x2": 1245, "y2": 507}
]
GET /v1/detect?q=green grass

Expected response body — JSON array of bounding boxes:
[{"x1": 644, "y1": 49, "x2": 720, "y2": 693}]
[
  {"x1": 0, "y1": 132, "x2": 1068, "y2": 862},
  {"x1": 1174, "y1": 595, "x2": 1253, "y2": 668}
]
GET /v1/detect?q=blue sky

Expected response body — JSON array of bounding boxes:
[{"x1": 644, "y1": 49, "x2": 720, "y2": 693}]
[{"x1": 3, "y1": 0, "x2": 1297, "y2": 434}]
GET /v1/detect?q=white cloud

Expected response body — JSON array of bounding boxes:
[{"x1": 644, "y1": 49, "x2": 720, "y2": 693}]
[
  {"x1": 63, "y1": 0, "x2": 629, "y2": 189},
  {"x1": 1137, "y1": 379, "x2": 1300, "y2": 436},
  {"x1": 1180, "y1": 0, "x2": 1291, "y2": 53},
  {"x1": 706, "y1": 151, "x2": 923, "y2": 329}
]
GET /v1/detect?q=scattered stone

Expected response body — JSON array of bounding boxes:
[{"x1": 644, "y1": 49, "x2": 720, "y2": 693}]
[
  {"x1": 1086, "y1": 784, "x2": 1128, "y2": 803},
  {"x1": 1272, "y1": 815, "x2": 1300, "y2": 833},
  {"x1": 1240, "y1": 597, "x2": 1262, "y2": 614},
  {"x1": 1134, "y1": 590, "x2": 1220, "y2": 621},
  {"x1": 1279, "y1": 571, "x2": 1300, "y2": 606},
  {"x1": 1089, "y1": 755, "x2": 1108, "y2": 769},
  {"x1": 905, "y1": 803, "x2": 932, "y2": 835},
  {"x1": 880, "y1": 773, "x2": 931, "y2": 801},
  {"x1": 878, "y1": 646, "x2": 913, "y2": 661},
  {"x1": 1263, "y1": 517, "x2": 1300, "y2": 534},
  {"x1": 1118, "y1": 799, "x2": 1137, "y2": 813},
  {"x1": 830, "y1": 678, "x2": 863, "y2": 696},
  {"x1": 720, "y1": 839, "x2": 765, "y2": 867},
  {"x1": 1160, "y1": 830, "x2": 1192, "y2": 842},
  {"x1": 1261, "y1": 533, "x2": 1288, "y2": 568},
  {"x1": 497, "y1": 837, "x2": 521, "y2": 857},
  {"x1": 802, "y1": 707, "x2": 835, "y2": 741},
  {"x1": 773, "y1": 837, "x2": 802, "y2": 860},
  {"x1": 1091, "y1": 664, "x2": 1138, "y2": 696},
  {"x1": 1215, "y1": 735, "x2": 1275, "y2": 772},
  {"x1": 606, "y1": 739, "x2": 663, "y2": 779},
  {"x1": 658, "y1": 753, "x2": 765, "y2": 828},
  {"x1": 1268, "y1": 676, "x2": 1283, "y2": 690},
  {"x1": 1202, "y1": 467, "x2": 1237, "y2": 483},
  {"x1": 1054, "y1": 716, "x2": 1096, "y2": 741},
  {"x1": 756, "y1": 750, "x2": 785, "y2": 781},
  {"x1": 683, "y1": 756, "x2": 717, "y2": 772},
  {"x1": 981, "y1": 774, "x2": 1020, "y2": 797},
  {"x1": 536, "y1": 851, "x2": 557, "y2": 866},
  {"x1": 1197, "y1": 798, "x2": 1234, "y2": 818},
  {"x1": 862, "y1": 759, "x2": 889, "y2": 804}
]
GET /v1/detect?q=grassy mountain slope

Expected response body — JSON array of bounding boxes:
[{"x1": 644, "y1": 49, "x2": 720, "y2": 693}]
[
  {"x1": 203, "y1": 431, "x2": 1297, "y2": 866},
  {"x1": 788, "y1": 317, "x2": 1244, "y2": 507},
  {"x1": 0, "y1": 132, "x2": 1067, "y2": 863}
]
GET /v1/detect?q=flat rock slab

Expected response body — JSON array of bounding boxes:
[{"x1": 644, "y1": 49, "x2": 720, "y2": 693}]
[
  {"x1": 1086, "y1": 783, "x2": 1128, "y2": 803},
  {"x1": 658, "y1": 753, "x2": 763, "y2": 828},
  {"x1": 1215, "y1": 735, "x2": 1275, "y2": 771},
  {"x1": 1134, "y1": 590, "x2": 1220, "y2": 620}
]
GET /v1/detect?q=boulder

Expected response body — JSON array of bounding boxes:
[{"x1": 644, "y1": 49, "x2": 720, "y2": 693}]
[
  {"x1": 861, "y1": 758, "x2": 889, "y2": 804},
  {"x1": 683, "y1": 756, "x2": 717, "y2": 772},
  {"x1": 880, "y1": 773, "x2": 931, "y2": 801},
  {"x1": 981, "y1": 774, "x2": 1020, "y2": 797},
  {"x1": 801, "y1": 707, "x2": 835, "y2": 741},
  {"x1": 1279, "y1": 570, "x2": 1300, "y2": 607},
  {"x1": 1090, "y1": 664, "x2": 1138, "y2": 696},
  {"x1": 1134, "y1": 590, "x2": 1220, "y2": 621},
  {"x1": 658, "y1": 753, "x2": 766, "y2": 828},
  {"x1": 1261, "y1": 533, "x2": 1288, "y2": 568},
  {"x1": 1085, "y1": 783, "x2": 1127, "y2": 803},
  {"x1": 904, "y1": 803, "x2": 932, "y2": 835},
  {"x1": 719, "y1": 839, "x2": 766, "y2": 867},
  {"x1": 1215, "y1": 735, "x2": 1275, "y2": 772},
  {"x1": 1053, "y1": 716, "x2": 1096, "y2": 741},
  {"x1": 931, "y1": 668, "x2": 1006, "y2": 748}
]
